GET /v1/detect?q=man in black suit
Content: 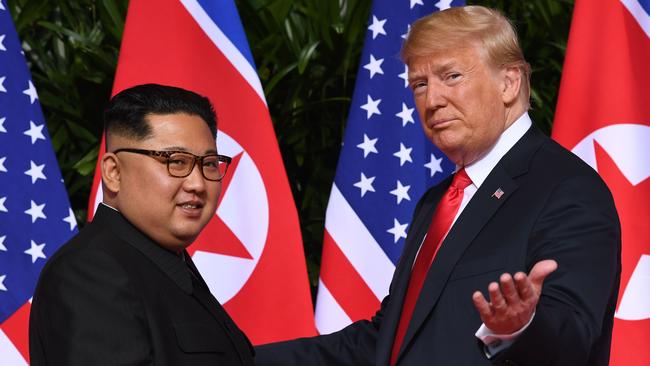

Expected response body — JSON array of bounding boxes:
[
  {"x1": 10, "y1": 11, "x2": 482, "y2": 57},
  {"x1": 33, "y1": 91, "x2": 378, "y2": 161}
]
[
  {"x1": 256, "y1": 6, "x2": 620, "y2": 366},
  {"x1": 29, "y1": 84, "x2": 254, "y2": 365}
]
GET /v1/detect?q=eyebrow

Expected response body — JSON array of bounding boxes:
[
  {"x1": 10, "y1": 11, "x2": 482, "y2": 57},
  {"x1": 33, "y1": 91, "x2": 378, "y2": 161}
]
[
  {"x1": 162, "y1": 146, "x2": 218, "y2": 155},
  {"x1": 408, "y1": 60, "x2": 458, "y2": 81}
]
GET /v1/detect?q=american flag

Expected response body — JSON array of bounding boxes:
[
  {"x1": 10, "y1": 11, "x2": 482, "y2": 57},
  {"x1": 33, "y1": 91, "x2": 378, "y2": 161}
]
[
  {"x1": 0, "y1": 2, "x2": 77, "y2": 364},
  {"x1": 314, "y1": 0, "x2": 463, "y2": 334}
]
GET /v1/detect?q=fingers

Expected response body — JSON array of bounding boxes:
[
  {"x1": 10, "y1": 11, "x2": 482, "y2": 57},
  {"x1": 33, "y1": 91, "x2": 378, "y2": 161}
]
[
  {"x1": 499, "y1": 273, "x2": 520, "y2": 305},
  {"x1": 472, "y1": 290, "x2": 492, "y2": 320},
  {"x1": 528, "y1": 259, "x2": 558, "y2": 294},
  {"x1": 488, "y1": 281, "x2": 507, "y2": 313}
]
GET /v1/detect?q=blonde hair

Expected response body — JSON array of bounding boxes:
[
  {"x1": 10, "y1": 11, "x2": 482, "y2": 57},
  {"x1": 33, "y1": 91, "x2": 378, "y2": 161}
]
[{"x1": 401, "y1": 6, "x2": 531, "y2": 106}]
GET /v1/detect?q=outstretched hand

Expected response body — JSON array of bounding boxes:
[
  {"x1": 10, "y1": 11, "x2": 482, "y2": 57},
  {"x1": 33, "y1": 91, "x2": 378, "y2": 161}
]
[{"x1": 472, "y1": 259, "x2": 558, "y2": 335}]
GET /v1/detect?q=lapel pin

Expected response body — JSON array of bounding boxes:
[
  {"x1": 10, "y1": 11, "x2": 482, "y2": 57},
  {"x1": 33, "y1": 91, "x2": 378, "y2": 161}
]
[{"x1": 492, "y1": 188, "x2": 505, "y2": 199}]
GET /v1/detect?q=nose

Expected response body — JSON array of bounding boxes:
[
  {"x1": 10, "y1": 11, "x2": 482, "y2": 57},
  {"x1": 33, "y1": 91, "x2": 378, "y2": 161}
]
[
  {"x1": 182, "y1": 160, "x2": 209, "y2": 193},
  {"x1": 425, "y1": 83, "x2": 447, "y2": 111}
]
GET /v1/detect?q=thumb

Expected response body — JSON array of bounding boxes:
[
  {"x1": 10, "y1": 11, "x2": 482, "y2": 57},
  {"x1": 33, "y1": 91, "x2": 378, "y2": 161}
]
[{"x1": 528, "y1": 259, "x2": 558, "y2": 294}]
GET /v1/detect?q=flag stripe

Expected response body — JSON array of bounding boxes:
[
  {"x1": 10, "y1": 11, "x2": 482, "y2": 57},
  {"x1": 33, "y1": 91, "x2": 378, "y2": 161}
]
[
  {"x1": 0, "y1": 302, "x2": 29, "y2": 362},
  {"x1": 320, "y1": 230, "x2": 381, "y2": 322},
  {"x1": 324, "y1": 184, "x2": 395, "y2": 300},
  {"x1": 621, "y1": 0, "x2": 650, "y2": 37},
  {"x1": 314, "y1": 280, "x2": 352, "y2": 335},
  {"x1": 0, "y1": 329, "x2": 27, "y2": 366},
  {"x1": 179, "y1": 0, "x2": 266, "y2": 104}
]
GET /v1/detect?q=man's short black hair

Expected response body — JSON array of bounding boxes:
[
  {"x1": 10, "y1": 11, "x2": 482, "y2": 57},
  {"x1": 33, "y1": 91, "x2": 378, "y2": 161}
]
[{"x1": 104, "y1": 83, "x2": 217, "y2": 142}]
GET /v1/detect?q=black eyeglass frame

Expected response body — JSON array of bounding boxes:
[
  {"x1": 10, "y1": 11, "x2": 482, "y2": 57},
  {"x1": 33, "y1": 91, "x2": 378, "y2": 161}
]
[{"x1": 113, "y1": 148, "x2": 232, "y2": 182}]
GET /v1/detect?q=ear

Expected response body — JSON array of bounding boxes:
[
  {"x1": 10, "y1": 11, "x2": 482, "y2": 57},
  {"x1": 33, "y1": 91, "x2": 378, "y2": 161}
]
[
  {"x1": 501, "y1": 66, "x2": 522, "y2": 105},
  {"x1": 101, "y1": 152, "x2": 121, "y2": 194}
]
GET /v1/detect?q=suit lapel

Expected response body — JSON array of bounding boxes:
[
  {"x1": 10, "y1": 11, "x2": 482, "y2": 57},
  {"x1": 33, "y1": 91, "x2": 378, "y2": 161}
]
[{"x1": 375, "y1": 181, "x2": 450, "y2": 363}]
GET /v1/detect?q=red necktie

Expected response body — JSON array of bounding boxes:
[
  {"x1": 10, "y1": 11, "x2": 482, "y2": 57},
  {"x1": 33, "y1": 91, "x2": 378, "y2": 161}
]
[{"x1": 390, "y1": 169, "x2": 472, "y2": 365}]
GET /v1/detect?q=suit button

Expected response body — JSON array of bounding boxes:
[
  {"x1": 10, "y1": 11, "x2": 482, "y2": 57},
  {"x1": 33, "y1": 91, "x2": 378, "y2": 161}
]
[{"x1": 504, "y1": 360, "x2": 517, "y2": 366}]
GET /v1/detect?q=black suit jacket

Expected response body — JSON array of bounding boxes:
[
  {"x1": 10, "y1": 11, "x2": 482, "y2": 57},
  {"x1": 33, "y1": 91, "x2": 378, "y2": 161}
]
[
  {"x1": 255, "y1": 127, "x2": 621, "y2": 366},
  {"x1": 29, "y1": 204, "x2": 254, "y2": 366}
]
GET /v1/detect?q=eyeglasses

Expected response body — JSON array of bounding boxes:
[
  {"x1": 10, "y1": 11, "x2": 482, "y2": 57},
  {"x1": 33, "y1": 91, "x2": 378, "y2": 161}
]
[{"x1": 113, "y1": 148, "x2": 232, "y2": 182}]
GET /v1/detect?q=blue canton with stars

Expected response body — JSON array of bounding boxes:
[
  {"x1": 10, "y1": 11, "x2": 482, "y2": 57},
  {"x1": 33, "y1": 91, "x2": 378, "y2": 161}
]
[
  {"x1": 0, "y1": 2, "x2": 77, "y2": 322},
  {"x1": 335, "y1": 0, "x2": 464, "y2": 264}
]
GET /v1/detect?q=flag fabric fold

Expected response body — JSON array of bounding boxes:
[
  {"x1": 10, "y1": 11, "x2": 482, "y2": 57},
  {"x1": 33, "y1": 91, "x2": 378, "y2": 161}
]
[
  {"x1": 87, "y1": 0, "x2": 316, "y2": 344},
  {"x1": 552, "y1": 0, "x2": 650, "y2": 364},
  {"x1": 314, "y1": 0, "x2": 464, "y2": 334},
  {"x1": 0, "y1": 2, "x2": 78, "y2": 364}
]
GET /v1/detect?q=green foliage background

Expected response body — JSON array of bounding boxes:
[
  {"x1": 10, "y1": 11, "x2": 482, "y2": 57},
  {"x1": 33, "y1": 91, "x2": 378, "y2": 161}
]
[{"x1": 7, "y1": 0, "x2": 574, "y2": 288}]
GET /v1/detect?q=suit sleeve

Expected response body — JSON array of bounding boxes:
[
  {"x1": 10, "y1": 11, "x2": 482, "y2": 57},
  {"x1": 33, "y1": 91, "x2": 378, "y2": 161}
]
[
  {"x1": 254, "y1": 190, "x2": 435, "y2": 366},
  {"x1": 29, "y1": 248, "x2": 152, "y2": 366},
  {"x1": 254, "y1": 297, "x2": 383, "y2": 366},
  {"x1": 493, "y1": 173, "x2": 621, "y2": 366}
]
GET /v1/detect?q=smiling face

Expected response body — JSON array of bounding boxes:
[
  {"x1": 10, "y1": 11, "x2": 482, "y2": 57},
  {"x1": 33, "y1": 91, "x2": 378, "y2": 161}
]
[
  {"x1": 408, "y1": 45, "x2": 520, "y2": 166},
  {"x1": 102, "y1": 113, "x2": 221, "y2": 252}
]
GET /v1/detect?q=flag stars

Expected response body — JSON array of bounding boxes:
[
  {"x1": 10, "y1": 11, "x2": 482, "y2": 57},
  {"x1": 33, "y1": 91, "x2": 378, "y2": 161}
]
[
  {"x1": 387, "y1": 218, "x2": 408, "y2": 243},
  {"x1": 398, "y1": 65, "x2": 409, "y2": 88},
  {"x1": 25, "y1": 160, "x2": 47, "y2": 183},
  {"x1": 0, "y1": 1, "x2": 4, "y2": 10},
  {"x1": 0, "y1": 156, "x2": 7, "y2": 173},
  {"x1": 436, "y1": 0, "x2": 453, "y2": 11},
  {"x1": 0, "y1": 116, "x2": 6, "y2": 132},
  {"x1": 401, "y1": 25, "x2": 411, "y2": 40},
  {"x1": 410, "y1": 0, "x2": 424, "y2": 9},
  {"x1": 390, "y1": 180, "x2": 411, "y2": 204},
  {"x1": 25, "y1": 240, "x2": 47, "y2": 263},
  {"x1": 63, "y1": 208, "x2": 77, "y2": 231},
  {"x1": 360, "y1": 95, "x2": 382, "y2": 119},
  {"x1": 0, "y1": 196, "x2": 7, "y2": 212},
  {"x1": 368, "y1": 15, "x2": 387, "y2": 39},
  {"x1": 354, "y1": 172, "x2": 376, "y2": 197},
  {"x1": 23, "y1": 80, "x2": 39, "y2": 104},
  {"x1": 0, "y1": 275, "x2": 6, "y2": 292},
  {"x1": 0, "y1": 235, "x2": 6, "y2": 251},
  {"x1": 0, "y1": 34, "x2": 6, "y2": 51},
  {"x1": 357, "y1": 134, "x2": 378, "y2": 158},
  {"x1": 424, "y1": 153, "x2": 444, "y2": 177},
  {"x1": 0, "y1": 76, "x2": 6, "y2": 93},
  {"x1": 25, "y1": 200, "x2": 46, "y2": 223},
  {"x1": 364, "y1": 55, "x2": 384, "y2": 79},
  {"x1": 393, "y1": 143, "x2": 413, "y2": 166},
  {"x1": 395, "y1": 103, "x2": 415, "y2": 126},
  {"x1": 24, "y1": 120, "x2": 46, "y2": 144}
]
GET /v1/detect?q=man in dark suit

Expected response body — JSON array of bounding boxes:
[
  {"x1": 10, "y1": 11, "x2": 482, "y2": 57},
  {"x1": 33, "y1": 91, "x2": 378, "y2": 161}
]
[
  {"x1": 29, "y1": 84, "x2": 254, "y2": 365},
  {"x1": 255, "y1": 6, "x2": 620, "y2": 366}
]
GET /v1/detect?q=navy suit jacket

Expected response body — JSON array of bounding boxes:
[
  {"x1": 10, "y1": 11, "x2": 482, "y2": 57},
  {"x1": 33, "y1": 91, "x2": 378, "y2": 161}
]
[
  {"x1": 256, "y1": 127, "x2": 621, "y2": 366},
  {"x1": 30, "y1": 204, "x2": 254, "y2": 366}
]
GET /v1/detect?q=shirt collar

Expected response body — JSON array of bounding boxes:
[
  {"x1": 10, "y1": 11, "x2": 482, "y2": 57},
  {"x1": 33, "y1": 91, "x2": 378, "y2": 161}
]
[{"x1": 463, "y1": 112, "x2": 532, "y2": 188}]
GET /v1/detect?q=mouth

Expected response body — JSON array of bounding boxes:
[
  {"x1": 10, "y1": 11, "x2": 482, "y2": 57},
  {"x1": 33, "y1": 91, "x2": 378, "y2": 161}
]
[
  {"x1": 177, "y1": 201, "x2": 205, "y2": 217},
  {"x1": 429, "y1": 117, "x2": 456, "y2": 128}
]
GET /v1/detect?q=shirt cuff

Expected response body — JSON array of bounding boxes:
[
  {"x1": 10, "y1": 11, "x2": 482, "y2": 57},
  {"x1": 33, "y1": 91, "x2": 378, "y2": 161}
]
[{"x1": 474, "y1": 312, "x2": 535, "y2": 358}]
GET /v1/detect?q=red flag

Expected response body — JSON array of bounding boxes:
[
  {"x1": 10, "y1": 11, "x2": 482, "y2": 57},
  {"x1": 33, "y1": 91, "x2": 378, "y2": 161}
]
[
  {"x1": 552, "y1": 0, "x2": 650, "y2": 364},
  {"x1": 87, "y1": 0, "x2": 316, "y2": 343}
]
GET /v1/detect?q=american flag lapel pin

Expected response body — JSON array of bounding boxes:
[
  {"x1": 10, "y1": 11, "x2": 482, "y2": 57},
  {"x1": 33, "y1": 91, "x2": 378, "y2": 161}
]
[{"x1": 492, "y1": 188, "x2": 505, "y2": 199}]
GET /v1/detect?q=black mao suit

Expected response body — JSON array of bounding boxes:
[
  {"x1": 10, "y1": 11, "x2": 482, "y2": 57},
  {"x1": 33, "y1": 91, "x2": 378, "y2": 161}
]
[
  {"x1": 29, "y1": 204, "x2": 254, "y2": 366},
  {"x1": 256, "y1": 127, "x2": 621, "y2": 366}
]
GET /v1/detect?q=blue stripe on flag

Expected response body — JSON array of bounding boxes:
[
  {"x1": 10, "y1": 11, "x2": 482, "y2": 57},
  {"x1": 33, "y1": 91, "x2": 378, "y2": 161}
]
[{"x1": 196, "y1": 0, "x2": 257, "y2": 69}]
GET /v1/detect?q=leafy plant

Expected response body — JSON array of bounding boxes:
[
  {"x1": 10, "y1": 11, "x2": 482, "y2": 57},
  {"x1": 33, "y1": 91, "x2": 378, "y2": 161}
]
[
  {"x1": 8, "y1": 0, "x2": 574, "y2": 291},
  {"x1": 7, "y1": 0, "x2": 129, "y2": 223}
]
